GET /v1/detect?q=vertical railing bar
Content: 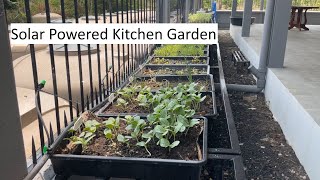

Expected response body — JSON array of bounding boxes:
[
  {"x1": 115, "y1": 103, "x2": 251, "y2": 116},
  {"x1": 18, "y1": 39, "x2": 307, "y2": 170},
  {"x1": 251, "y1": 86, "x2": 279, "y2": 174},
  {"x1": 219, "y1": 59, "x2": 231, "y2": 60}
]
[
  {"x1": 130, "y1": 0, "x2": 134, "y2": 74},
  {"x1": 24, "y1": 0, "x2": 45, "y2": 152},
  {"x1": 137, "y1": 0, "x2": 141, "y2": 66},
  {"x1": 94, "y1": 0, "x2": 103, "y2": 103},
  {"x1": 64, "y1": 111, "x2": 68, "y2": 127},
  {"x1": 44, "y1": 0, "x2": 61, "y2": 135},
  {"x1": 31, "y1": 137, "x2": 37, "y2": 165},
  {"x1": 76, "y1": 103, "x2": 80, "y2": 116},
  {"x1": 86, "y1": 95, "x2": 90, "y2": 110},
  {"x1": 94, "y1": 88, "x2": 97, "y2": 106},
  {"x1": 60, "y1": 0, "x2": 74, "y2": 121},
  {"x1": 84, "y1": 0, "x2": 94, "y2": 108},
  {"x1": 102, "y1": 0, "x2": 109, "y2": 98},
  {"x1": 121, "y1": 0, "x2": 126, "y2": 82},
  {"x1": 126, "y1": 0, "x2": 131, "y2": 77},
  {"x1": 134, "y1": 0, "x2": 138, "y2": 70},
  {"x1": 116, "y1": 0, "x2": 121, "y2": 88},
  {"x1": 108, "y1": 0, "x2": 115, "y2": 92},
  {"x1": 145, "y1": 0, "x2": 147, "y2": 57},
  {"x1": 49, "y1": 123, "x2": 54, "y2": 145},
  {"x1": 74, "y1": 0, "x2": 85, "y2": 112},
  {"x1": 141, "y1": 0, "x2": 144, "y2": 59}
]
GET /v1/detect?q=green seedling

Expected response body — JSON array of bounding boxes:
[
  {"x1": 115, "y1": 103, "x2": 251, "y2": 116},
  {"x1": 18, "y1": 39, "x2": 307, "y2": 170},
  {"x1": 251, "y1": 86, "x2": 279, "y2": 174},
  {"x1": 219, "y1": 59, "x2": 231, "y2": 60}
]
[
  {"x1": 116, "y1": 98, "x2": 128, "y2": 110},
  {"x1": 117, "y1": 85, "x2": 141, "y2": 102},
  {"x1": 117, "y1": 134, "x2": 132, "y2": 146},
  {"x1": 65, "y1": 134, "x2": 96, "y2": 150},
  {"x1": 189, "y1": 13, "x2": 212, "y2": 23}
]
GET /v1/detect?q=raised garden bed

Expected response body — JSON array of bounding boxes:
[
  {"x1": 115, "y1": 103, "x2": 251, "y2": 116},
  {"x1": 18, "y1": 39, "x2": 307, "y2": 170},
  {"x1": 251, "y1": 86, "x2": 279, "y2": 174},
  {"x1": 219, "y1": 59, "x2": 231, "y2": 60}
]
[
  {"x1": 138, "y1": 65, "x2": 210, "y2": 76},
  {"x1": 154, "y1": 44, "x2": 209, "y2": 57},
  {"x1": 49, "y1": 112, "x2": 208, "y2": 179},
  {"x1": 147, "y1": 56, "x2": 209, "y2": 65},
  {"x1": 128, "y1": 75, "x2": 215, "y2": 92},
  {"x1": 97, "y1": 83, "x2": 216, "y2": 117}
]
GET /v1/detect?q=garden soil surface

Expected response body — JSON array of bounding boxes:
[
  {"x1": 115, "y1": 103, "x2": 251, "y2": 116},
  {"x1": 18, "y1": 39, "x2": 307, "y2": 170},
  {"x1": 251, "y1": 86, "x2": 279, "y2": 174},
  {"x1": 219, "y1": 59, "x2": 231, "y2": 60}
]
[
  {"x1": 219, "y1": 30, "x2": 309, "y2": 179},
  {"x1": 58, "y1": 112, "x2": 204, "y2": 161}
]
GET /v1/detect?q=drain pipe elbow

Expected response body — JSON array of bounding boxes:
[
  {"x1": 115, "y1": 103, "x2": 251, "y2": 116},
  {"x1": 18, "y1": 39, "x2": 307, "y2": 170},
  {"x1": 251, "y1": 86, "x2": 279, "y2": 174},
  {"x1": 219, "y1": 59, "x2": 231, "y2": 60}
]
[{"x1": 248, "y1": 65, "x2": 267, "y2": 89}]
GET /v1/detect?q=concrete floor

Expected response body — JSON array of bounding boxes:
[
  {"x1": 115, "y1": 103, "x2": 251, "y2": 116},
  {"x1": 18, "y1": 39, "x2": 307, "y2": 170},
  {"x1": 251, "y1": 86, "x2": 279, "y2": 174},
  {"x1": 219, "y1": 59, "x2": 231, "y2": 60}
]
[
  {"x1": 230, "y1": 24, "x2": 320, "y2": 180},
  {"x1": 231, "y1": 24, "x2": 320, "y2": 126}
]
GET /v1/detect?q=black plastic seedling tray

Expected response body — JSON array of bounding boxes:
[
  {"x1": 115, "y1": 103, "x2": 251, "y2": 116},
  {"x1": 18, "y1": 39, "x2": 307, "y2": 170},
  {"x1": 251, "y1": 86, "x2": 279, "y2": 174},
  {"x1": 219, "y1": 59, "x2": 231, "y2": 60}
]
[
  {"x1": 138, "y1": 64, "x2": 210, "y2": 76},
  {"x1": 203, "y1": 154, "x2": 246, "y2": 180},
  {"x1": 154, "y1": 45, "x2": 210, "y2": 58},
  {"x1": 128, "y1": 74, "x2": 215, "y2": 92},
  {"x1": 147, "y1": 56, "x2": 210, "y2": 65},
  {"x1": 48, "y1": 117, "x2": 208, "y2": 180},
  {"x1": 97, "y1": 91, "x2": 217, "y2": 118}
]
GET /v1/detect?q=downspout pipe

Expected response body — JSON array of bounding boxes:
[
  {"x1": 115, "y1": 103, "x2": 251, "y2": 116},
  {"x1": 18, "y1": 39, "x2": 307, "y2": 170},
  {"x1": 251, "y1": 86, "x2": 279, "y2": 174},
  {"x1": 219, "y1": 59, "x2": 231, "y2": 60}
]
[
  {"x1": 215, "y1": 65, "x2": 265, "y2": 93},
  {"x1": 217, "y1": 0, "x2": 275, "y2": 93}
]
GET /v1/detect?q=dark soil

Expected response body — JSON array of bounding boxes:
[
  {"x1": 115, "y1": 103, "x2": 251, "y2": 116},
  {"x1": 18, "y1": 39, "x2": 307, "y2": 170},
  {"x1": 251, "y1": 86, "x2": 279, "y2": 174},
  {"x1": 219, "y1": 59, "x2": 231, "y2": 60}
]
[
  {"x1": 57, "y1": 113, "x2": 204, "y2": 161},
  {"x1": 103, "y1": 94, "x2": 215, "y2": 116},
  {"x1": 131, "y1": 78, "x2": 213, "y2": 91},
  {"x1": 219, "y1": 30, "x2": 309, "y2": 180},
  {"x1": 149, "y1": 58, "x2": 207, "y2": 65},
  {"x1": 201, "y1": 159, "x2": 235, "y2": 180},
  {"x1": 207, "y1": 93, "x2": 231, "y2": 149},
  {"x1": 141, "y1": 67, "x2": 208, "y2": 76}
]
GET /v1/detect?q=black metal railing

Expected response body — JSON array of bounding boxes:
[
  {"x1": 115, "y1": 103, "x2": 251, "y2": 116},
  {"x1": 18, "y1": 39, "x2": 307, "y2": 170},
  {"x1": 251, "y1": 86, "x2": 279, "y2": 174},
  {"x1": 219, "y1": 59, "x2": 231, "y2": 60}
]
[
  {"x1": 17, "y1": 0, "x2": 158, "y2": 175},
  {"x1": 2, "y1": 0, "x2": 195, "y2": 178}
]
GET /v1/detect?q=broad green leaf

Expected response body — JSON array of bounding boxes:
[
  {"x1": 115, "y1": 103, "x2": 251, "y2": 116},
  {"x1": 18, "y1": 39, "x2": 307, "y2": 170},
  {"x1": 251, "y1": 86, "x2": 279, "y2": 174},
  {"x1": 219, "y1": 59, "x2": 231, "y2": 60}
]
[
  {"x1": 85, "y1": 134, "x2": 96, "y2": 143},
  {"x1": 126, "y1": 124, "x2": 133, "y2": 131},
  {"x1": 174, "y1": 122, "x2": 183, "y2": 134},
  {"x1": 142, "y1": 132, "x2": 153, "y2": 139},
  {"x1": 117, "y1": 98, "x2": 128, "y2": 104},
  {"x1": 136, "y1": 141, "x2": 146, "y2": 147},
  {"x1": 159, "y1": 138, "x2": 170, "y2": 148},
  {"x1": 154, "y1": 125, "x2": 166, "y2": 134},
  {"x1": 79, "y1": 132, "x2": 85, "y2": 138},
  {"x1": 104, "y1": 129, "x2": 113, "y2": 139},
  {"x1": 84, "y1": 132, "x2": 93, "y2": 139},
  {"x1": 170, "y1": 141, "x2": 180, "y2": 148},
  {"x1": 117, "y1": 134, "x2": 125, "y2": 142},
  {"x1": 190, "y1": 119, "x2": 200, "y2": 127}
]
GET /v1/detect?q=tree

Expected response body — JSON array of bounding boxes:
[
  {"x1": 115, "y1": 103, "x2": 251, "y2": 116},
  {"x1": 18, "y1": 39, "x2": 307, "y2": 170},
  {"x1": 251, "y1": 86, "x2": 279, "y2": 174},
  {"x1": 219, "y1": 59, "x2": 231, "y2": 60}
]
[{"x1": 4, "y1": 0, "x2": 17, "y2": 10}]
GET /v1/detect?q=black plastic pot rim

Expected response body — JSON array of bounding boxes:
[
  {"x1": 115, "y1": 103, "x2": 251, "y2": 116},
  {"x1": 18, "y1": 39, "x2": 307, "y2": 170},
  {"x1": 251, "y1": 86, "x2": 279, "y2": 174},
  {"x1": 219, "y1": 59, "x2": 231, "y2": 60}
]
[
  {"x1": 48, "y1": 117, "x2": 208, "y2": 166},
  {"x1": 147, "y1": 56, "x2": 210, "y2": 66},
  {"x1": 138, "y1": 65, "x2": 210, "y2": 76}
]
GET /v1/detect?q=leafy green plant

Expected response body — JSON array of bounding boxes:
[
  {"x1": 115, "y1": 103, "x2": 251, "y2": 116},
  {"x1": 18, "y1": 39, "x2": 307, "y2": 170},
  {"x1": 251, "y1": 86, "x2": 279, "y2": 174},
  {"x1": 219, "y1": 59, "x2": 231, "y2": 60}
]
[
  {"x1": 65, "y1": 135, "x2": 96, "y2": 150},
  {"x1": 117, "y1": 85, "x2": 141, "y2": 102},
  {"x1": 189, "y1": 13, "x2": 212, "y2": 23},
  {"x1": 116, "y1": 98, "x2": 129, "y2": 111},
  {"x1": 102, "y1": 117, "x2": 120, "y2": 141},
  {"x1": 154, "y1": 45, "x2": 205, "y2": 56},
  {"x1": 66, "y1": 120, "x2": 100, "y2": 150}
]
